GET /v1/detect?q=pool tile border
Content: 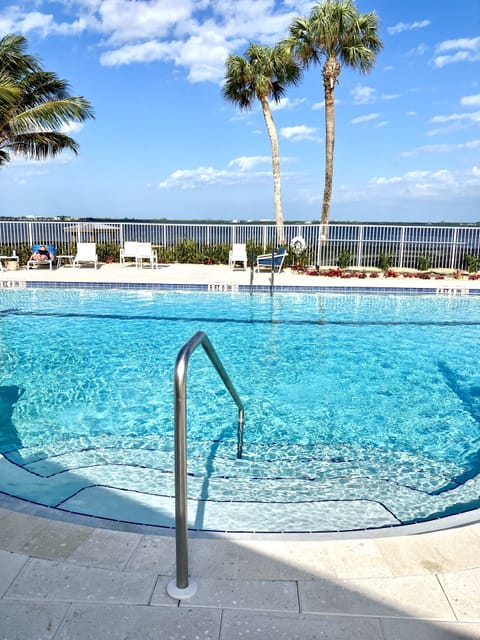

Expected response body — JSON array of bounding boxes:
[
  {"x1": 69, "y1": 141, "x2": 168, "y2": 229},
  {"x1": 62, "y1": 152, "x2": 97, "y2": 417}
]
[{"x1": 20, "y1": 280, "x2": 480, "y2": 296}]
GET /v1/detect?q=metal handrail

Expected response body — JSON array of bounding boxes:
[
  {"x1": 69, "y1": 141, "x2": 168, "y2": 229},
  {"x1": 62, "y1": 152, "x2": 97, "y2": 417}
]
[{"x1": 166, "y1": 331, "x2": 245, "y2": 600}]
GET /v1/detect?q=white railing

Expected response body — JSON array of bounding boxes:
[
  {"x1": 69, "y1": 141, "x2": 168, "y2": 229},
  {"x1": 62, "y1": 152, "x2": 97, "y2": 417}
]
[{"x1": 0, "y1": 220, "x2": 478, "y2": 271}]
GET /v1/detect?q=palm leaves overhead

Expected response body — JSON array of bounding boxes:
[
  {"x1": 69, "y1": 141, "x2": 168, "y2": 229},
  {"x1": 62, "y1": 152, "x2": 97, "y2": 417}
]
[
  {"x1": 286, "y1": 0, "x2": 383, "y2": 238},
  {"x1": 223, "y1": 43, "x2": 301, "y2": 244},
  {"x1": 0, "y1": 33, "x2": 94, "y2": 167}
]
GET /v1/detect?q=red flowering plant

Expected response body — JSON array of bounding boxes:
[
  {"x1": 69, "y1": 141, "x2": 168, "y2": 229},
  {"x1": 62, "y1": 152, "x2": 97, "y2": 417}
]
[{"x1": 384, "y1": 268, "x2": 399, "y2": 278}]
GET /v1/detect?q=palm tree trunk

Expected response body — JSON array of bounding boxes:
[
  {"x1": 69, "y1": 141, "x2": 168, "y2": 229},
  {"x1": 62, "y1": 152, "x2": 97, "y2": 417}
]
[
  {"x1": 260, "y1": 97, "x2": 285, "y2": 245},
  {"x1": 321, "y1": 56, "x2": 340, "y2": 244}
]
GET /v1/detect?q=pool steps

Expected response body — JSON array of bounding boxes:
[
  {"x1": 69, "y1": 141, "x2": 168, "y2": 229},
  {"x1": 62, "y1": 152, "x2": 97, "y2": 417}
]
[{"x1": 1, "y1": 435, "x2": 479, "y2": 533}]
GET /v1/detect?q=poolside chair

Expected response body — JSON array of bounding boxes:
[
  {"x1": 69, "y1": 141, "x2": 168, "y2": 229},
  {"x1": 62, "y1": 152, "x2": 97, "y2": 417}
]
[
  {"x1": 256, "y1": 246, "x2": 288, "y2": 273},
  {"x1": 120, "y1": 241, "x2": 158, "y2": 269},
  {"x1": 72, "y1": 243, "x2": 98, "y2": 269},
  {"x1": 228, "y1": 243, "x2": 248, "y2": 270},
  {"x1": 26, "y1": 244, "x2": 57, "y2": 270}
]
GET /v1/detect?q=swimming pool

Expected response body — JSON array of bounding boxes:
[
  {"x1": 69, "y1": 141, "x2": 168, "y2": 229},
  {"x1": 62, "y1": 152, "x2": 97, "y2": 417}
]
[{"x1": 0, "y1": 288, "x2": 479, "y2": 533}]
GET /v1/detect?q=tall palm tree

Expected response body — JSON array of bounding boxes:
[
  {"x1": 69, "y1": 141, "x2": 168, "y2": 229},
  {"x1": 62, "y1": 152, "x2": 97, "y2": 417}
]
[
  {"x1": 223, "y1": 43, "x2": 301, "y2": 244},
  {"x1": 286, "y1": 0, "x2": 383, "y2": 241},
  {"x1": 0, "y1": 33, "x2": 94, "y2": 167}
]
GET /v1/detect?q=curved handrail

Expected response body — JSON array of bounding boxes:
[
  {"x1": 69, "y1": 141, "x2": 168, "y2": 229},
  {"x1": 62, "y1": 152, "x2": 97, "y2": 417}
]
[{"x1": 167, "y1": 331, "x2": 245, "y2": 599}]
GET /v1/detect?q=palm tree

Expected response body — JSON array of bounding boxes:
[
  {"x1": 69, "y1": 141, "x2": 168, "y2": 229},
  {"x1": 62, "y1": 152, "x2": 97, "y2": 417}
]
[
  {"x1": 223, "y1": 43, "x2": 301, "y2": 245},
  {"x1": 286, "y1": 0, "x2": 383, "y2": 241},
  {"x1": 0, "y1": 33, "x2": 94, "y2": 167}
]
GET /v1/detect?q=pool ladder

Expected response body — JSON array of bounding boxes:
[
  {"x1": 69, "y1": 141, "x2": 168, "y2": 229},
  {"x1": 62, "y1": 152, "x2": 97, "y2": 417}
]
[{"x1": 167, "y1": 330, "x2": 244, "y2": 601}]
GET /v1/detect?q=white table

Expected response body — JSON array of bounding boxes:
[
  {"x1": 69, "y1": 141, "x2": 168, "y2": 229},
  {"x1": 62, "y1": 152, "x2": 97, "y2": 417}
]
[{"x1": 56, "y1": 255, "x2": 74, "y2": 268}]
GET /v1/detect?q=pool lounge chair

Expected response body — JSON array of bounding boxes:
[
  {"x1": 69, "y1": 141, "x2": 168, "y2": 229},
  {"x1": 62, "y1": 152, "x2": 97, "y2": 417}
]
[
  {"x1": 26, "y1": 245, "x2": 56, "y2": 270},
  {"x1": 256, "y1": 246, "x2": 288, "y2": 273},
  {"x1": 120, "y1": 241, "x2": 158, "y2": 269},
  {"x1": 228, "y1": 243, "x2": 248, "y2": 270},
  {"x1": 72, "y1": 243, "x2": 98, "y2": 269}
]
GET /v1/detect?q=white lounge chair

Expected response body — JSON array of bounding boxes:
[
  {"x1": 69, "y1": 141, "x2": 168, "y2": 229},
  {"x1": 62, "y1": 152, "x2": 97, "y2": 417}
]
[
  {"x1": 73, "y1": 243, "x2": 98, "y2": 269},
  {"x1": 120, "y1": 241, "x2": 157, "y2": 269},
  {"x1": 228, "y1": 243, "x2": 248, "y2": 270}
]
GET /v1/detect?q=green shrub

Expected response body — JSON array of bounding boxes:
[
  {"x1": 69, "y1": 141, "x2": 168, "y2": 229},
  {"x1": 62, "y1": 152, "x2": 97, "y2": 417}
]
[
  {"x1": 377, "y1": 253, "x2": 394, "y2": 271},
  {"x1": 417, "y1": 255, "x2": 432, "y2": 271},
  {"x1": 174, "y1": 239, "x2": 200, "y2": 263},
  {"x1": 96, "y1": 242, "x2": 120, "y2": 262},
  {"x1": 337, "y1": 249, "x2": 352, "y2": 269},
  {"x1": 465, "y1": 253, "x2": 480, "y2": 273}
]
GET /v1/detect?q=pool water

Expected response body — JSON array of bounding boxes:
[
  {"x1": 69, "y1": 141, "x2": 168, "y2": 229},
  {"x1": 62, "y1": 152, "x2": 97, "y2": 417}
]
[{"x1": 0, "y1": 288, "x2": 479, "y2": 532}]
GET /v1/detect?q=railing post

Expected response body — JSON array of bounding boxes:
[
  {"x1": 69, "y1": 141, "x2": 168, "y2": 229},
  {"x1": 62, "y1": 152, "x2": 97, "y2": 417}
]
[
  {"x1": 356, "y1": 225, "x2": 364, "y2": 268},
  {"x1": 398, "y1": 226, "x2": 405, "y2": 269},
  {"x1": 450, "y1": 227, "x2": 458, "y2": 271}
]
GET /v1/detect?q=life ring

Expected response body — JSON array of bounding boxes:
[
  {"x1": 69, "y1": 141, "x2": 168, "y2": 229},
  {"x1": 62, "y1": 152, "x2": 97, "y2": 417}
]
[{"x1": 290, "y1": 236, "x2": 306, "y2": 254}]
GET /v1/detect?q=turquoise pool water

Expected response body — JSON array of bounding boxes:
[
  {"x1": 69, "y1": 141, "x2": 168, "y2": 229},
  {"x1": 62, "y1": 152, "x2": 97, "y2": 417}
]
[{"x1": 0, "y1": 288, "x2": 479, "y2": 532}]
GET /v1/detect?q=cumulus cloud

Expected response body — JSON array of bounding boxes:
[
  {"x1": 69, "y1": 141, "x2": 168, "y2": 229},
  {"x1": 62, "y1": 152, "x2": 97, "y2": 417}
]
[
  {"x1": 387, "y1": 20, "x2": 430, "y2": 35},
  {"x1": 350, "y1": 113, "x2": 380, "y2": 125},
  {"x1": 369, "y1": 168, "x2": 463, "y2": 199},
  {"x1": 0, "y1": 0, "x2": 315, "y2": 83},
  {"x1": 433, "y1": 36, "x2": 480, "y2": 68},
  {"x1": 157, "y1": 158, "x2": 277, "y2": 190},
  {"x1": 279, "y1": 125, "x2": 321, "y2": 142}
]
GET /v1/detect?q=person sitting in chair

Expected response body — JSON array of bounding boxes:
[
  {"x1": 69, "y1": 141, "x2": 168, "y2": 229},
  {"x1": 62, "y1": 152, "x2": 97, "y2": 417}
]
[{"x1": 31, "y1": 245, "x2": 54, "y2": 262}]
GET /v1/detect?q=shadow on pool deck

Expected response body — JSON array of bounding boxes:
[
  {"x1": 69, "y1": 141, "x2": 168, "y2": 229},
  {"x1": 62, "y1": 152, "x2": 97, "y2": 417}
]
[{"x1": 0, "y1": 498, "x2": 480, "y2": 639}]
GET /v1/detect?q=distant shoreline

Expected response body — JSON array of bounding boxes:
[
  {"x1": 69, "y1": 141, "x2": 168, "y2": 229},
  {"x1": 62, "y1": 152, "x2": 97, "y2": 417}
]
[{"x1": 0, "y1": 216, "x2": 479, "y2": 227}]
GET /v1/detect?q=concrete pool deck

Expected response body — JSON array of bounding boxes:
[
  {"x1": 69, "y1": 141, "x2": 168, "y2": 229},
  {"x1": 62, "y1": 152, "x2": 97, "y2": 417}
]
[{"x1": 0, "y1": 262, "x2": 479, "y2": 639}]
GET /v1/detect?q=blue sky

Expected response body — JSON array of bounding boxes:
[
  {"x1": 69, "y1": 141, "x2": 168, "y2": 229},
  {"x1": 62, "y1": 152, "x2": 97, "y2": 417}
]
[{"x1": 0, "y1": 0, "x2": 479, "y2": 223}]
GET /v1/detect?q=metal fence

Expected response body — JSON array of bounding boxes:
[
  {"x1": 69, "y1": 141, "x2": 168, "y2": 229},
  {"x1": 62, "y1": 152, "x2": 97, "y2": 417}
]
[{"x1": 0, "y1": 220, "x2": 479, "y2": 271}]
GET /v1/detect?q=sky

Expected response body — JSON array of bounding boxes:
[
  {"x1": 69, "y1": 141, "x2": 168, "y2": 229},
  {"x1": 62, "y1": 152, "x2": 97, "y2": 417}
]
[{"x1": 0, "y1": 0, "x2": 479, "y2": 224}]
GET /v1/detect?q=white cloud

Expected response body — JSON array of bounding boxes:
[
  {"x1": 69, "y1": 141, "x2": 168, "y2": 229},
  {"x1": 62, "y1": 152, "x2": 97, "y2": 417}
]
[
  {"x1": 1, "y1": 0, "x2": 316, "y2": 84},
  {"x1": 350, "y1": 85, "x2": 400, "y2": 105},
  {"x1": 368, "y1": 168, "x2": 464, "y2": 200},
  {"x1": 158, "y1": 166, "x2": 229, "y2": 189},
  {"x1": 279, "y1": 125, "x2": 321, "y2": 142},
  {"x1": 228, "y1": 156, "x2": 271, "y2": 171},
  {"x1": 431, "y1": 111, "x2": 480, "y2": 124},
  {"x1": 401, "y1": 139, "x2": 480, "y2": 157},
  {"x1": 350, "y1": 113, "x2": 380, "y2": 125},
  {"x1": 461, "y1": 94, "x2": 480, "y2": 107},
  {"x1": 269, "y1": 97, "x2": 306, "y2": 112},
  {"x1": 387, "y1": 20, "x2": 430, "y2": 36},
  {"x1": 60, "y1": 121, "x2": 85, "y2": 135},
  {"x1": 351, "y1": 85, "x2": 376, "y2": 105},
  {"x1": 433, "y1": 36, "x2": 480, "y2": 68},
  {"x1": 405, "y1": 44, "x2": 428, "y2": 57},
  {"x1": 157, "y1": 155, "x2": 280, "y2": 189}
]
